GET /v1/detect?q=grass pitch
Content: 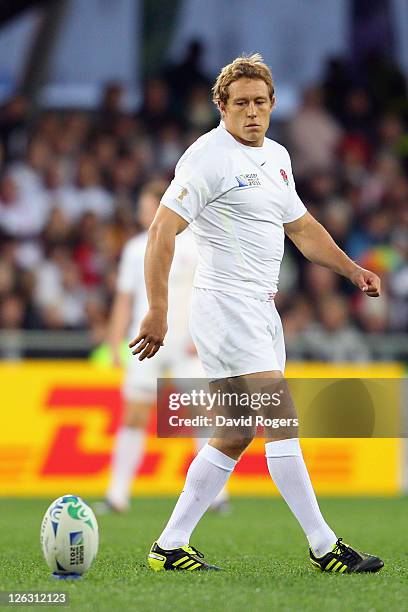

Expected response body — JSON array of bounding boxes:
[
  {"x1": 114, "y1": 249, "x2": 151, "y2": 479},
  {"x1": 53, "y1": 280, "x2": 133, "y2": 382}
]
[{"x1": 1, "y1": 497, "x2": 407, "y2": 611}]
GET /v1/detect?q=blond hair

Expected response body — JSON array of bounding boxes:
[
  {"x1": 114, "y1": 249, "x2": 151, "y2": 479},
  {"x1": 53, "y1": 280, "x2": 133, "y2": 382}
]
[{"x1": 212, "y1": 53, "x2": 275, "y2": 107}]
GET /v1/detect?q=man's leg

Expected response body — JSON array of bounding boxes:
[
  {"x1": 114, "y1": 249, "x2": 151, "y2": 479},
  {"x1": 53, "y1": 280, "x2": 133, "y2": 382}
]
[
  {"x1": 157, "y1": 435, "x2": 250, "y2": 550},
  {"x1": 105, "y1": 399, "x2": 150, "y2": 510},
  {"x1": 241, "y1": 370, "x2": 337, "y2": 557},
  {"x1": 194, "y1": 436, "x2": 231, "y2": 512},
  {"x1": 265, "y1": 437, "x2": 336, "y2": 556},
  {"x1": 265, "y1": 436, "x2": 383, "y2": 571}
]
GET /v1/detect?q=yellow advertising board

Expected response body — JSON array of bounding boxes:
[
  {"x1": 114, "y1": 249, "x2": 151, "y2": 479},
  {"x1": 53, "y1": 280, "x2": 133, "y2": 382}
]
[{"x1": 0, "y1": 361, "x2": 404, "y2": 497}]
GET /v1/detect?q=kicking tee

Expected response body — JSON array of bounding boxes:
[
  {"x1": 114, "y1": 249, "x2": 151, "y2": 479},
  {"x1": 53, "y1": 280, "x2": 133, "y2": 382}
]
[{"x1": 161, "y1": 121, "x2": 307, "y2": 296}]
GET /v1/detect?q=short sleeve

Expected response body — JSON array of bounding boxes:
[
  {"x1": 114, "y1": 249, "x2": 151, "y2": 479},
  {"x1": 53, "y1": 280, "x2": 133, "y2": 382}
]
[
  {"x1": 283, "y1": 151, "x2": 307, "y2": 224},
  {"x1": 161, "y1": 143, "x2": 222, "y2": 223},
  {"x1": 116, "y1": 241, "x2": 142, "y2": 293}
]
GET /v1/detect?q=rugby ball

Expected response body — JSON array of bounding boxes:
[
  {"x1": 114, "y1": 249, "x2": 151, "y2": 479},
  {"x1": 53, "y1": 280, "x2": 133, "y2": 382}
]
[{"x1": 40, "y1": 494, "x2": 99, "y2": 576}]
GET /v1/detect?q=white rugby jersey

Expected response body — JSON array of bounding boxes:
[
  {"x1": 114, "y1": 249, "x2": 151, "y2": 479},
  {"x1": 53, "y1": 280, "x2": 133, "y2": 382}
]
[
  {"x1": 117, "y1": 229, "x2": 197, "y2": 341},
  {"x1": 161, "y1": 121, "x2": 307, "y2": 296}
]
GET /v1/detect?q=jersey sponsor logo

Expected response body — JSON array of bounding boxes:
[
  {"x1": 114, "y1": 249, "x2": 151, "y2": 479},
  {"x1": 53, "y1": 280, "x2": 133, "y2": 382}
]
[
  {"x1": 177, "y1": 187, "x2": 188, "y2": 202},
  {"x1": 280, "y1": 169, "x2": 289, "y2": 186},
  {"x1": 236, "y1": 173, "x2": 261, "y2": 188}
]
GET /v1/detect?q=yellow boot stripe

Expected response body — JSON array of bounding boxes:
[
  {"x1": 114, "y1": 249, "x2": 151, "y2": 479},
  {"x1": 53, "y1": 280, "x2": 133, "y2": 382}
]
[
  {"x1": 333, "y1": 561, "x2": 343, "y2": 572},
  {"x1": 173, "y1": 556, "x2": 189, "y2": 567},
  {"x1": 180, "y1": 559, "x2": 195, "y2": 569},
  {"x1": 188, "y1": 562, "x2": 202, "y2": 570},
  {"x1": 339, "y1": 564, "x2": 347, "y2": 573},
  {"x1": 325, "y1": 558, "x2": 337, "y2": 570},
  {"x1": 148, "y1": 557, "x2": 166, "y2": 571}
]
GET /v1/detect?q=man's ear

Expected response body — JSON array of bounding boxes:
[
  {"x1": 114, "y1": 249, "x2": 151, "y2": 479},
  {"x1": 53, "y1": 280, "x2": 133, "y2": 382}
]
[
  {"x1": 219, "y1": 101, "x2": 226, "y2": 118},
  {"x1": 270, "y1": 95, "x2": 276, "y2": 112}
]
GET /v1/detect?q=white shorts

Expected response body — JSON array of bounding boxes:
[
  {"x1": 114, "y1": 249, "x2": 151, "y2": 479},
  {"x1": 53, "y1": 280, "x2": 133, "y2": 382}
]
[
  {"x1": 123, "y1": 338, "x2": 204, "y2": 402},
  {"x1": 189, "y1": 288, "x2": 286, "y2": 380}
]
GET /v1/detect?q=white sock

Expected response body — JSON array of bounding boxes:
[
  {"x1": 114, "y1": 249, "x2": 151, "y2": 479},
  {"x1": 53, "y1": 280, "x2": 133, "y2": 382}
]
[
  {"x1": 106, "y1": 426, "x2": 145, "y2": 508},
  {"x1": 157, "y1": 444, "x2": 236, "y2": 550},
  {"x1": 195, "y1": 437, "x2": 230, "y2": 506},
  {"x1": 265, "y1": 438, "x2": 337, "y2": 557}
]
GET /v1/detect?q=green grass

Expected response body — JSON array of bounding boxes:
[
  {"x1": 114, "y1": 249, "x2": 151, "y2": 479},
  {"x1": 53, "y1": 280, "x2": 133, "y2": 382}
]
[{"x1": 0, "y1": 497, "x2": 407, "y2": 611}]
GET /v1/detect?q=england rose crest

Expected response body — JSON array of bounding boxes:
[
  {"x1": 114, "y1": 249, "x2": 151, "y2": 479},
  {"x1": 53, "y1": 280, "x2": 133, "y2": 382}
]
[{"x1": 280, "y1": 169, "x2": 289, "y2": 186}]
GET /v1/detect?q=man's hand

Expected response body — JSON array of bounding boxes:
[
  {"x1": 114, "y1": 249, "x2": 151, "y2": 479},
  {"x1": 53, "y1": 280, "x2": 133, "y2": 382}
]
[
  {"x1": 349, "y1": 266, "x2": 381, "y2": 297},
  {"x1": 129, "y1": 309, "x2": 168, "y2": 360}
]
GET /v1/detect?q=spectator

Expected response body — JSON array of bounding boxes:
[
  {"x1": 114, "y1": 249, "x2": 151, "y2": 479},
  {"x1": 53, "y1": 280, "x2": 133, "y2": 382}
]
[
  {"x1": 360, "y1": 153, "x2": 402, "y2": 210},
  {"x1": 34, "y1": 255, "x2": 87, "y2": 330},
  {"x1": 74, "y1": 155, "x2": 114, "y2": 220},
  {"x1": 304, "y1": 295, "x2": 371, "y2": 362},
  {"x1": 342, "y1": 88, "x2": 374, "y2": 141},
  {"x1": 288, "y1": 86, "x2": 342, "y2": 177},
  {"x1": 155, "y1": 123, "x2": 184, "y2": 172},
  {"x1": 10, "y1": 137, "x2": 51, "y2": 195},
  {"x1": 163, "y1": 39, "x2": 211, "y2": 105},
  {"x1": 0, "y1": 293, "x2": 26, "y2": 329},
  {"x1": 186, "y1": 84, "x2": 218, "y2": 132},
  {"x1": 304, "y1": 263, "x2": 339, "y2": 298},
  {"x1": 388, "y1": 229, "x2": 408, "y2": 331},
  {"x1": 98, "y1": 83, "x2": 125, "y2": 133},
  {"x1": 0, "y1": 95, "x2": 29, "y2": 160},
  {"x1": 137, "y1": 78, "x2": 177, "y2": 135},
  {"x1": 283, "y1": 296, "x2": 314, "y2": 361},
  {"x1": 74, "y1": 213, "x2": 108, "y2": 287},
  {"x1": 346, "y1": 209, "x2": 392, "y2": 261},
  {"x1": 0, "y1": 173, "x2": 49, "y2": 241}
]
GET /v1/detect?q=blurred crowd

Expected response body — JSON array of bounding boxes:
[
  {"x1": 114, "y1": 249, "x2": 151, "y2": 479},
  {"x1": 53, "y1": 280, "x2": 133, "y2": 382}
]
[{"x1": 0, "y1": 44, "x2": 407, "y2": 361}]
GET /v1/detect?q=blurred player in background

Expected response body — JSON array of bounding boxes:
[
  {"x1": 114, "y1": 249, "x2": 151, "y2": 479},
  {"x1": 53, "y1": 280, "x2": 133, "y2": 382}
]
[{"x1": 99, "y1": 180, "x2": 229, "y2": 513}]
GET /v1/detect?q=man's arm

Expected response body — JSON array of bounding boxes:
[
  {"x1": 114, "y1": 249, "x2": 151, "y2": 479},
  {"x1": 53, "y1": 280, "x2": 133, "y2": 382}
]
[
  {"x1": 284, "y1": 212, "x2": 380, "y2": 297},
  {"x1": 129, "y1": 205, "x2": 189, "y2": 360},
  {"x1": 107, "y1": 292, "x2": 132, "y2": 366}
]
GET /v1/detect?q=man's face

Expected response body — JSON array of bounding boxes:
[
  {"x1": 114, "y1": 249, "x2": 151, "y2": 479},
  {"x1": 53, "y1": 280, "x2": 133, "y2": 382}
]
[{"x1": 220, "y1": 78, "x2": 274, "y2": 147}]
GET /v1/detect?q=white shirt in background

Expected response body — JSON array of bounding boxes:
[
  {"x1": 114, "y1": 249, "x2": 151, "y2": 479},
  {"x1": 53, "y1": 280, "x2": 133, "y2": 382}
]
[{"x1": 117, "y1": 229, "x2": 197, "y2": 346}]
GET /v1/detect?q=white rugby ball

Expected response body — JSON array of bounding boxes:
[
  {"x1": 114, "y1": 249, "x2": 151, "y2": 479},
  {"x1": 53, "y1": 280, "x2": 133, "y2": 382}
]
[{"x1": 40, "y1": 494, "x2": 99, "y2": 575}]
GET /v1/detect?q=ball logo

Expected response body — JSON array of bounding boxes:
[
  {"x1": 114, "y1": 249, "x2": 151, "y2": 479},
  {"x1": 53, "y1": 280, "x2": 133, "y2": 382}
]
[
  {"x1": 67, "y1": 499, "x2": 95, "y2": 531},
  {"x1": 69, "y1": 531, "x2": 85, "y2": 566},
  {"x1": 70, "y1": 531, "x2": 84, "y2": 546},
  {"x1": 49, "y1": 501, "x2": 64, "y2": 522}
]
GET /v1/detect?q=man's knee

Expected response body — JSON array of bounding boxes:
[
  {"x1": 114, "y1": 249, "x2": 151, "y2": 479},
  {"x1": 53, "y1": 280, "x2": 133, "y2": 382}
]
[{"x1": 209, "y1": 435, "x2": 254, "y2": 460}]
